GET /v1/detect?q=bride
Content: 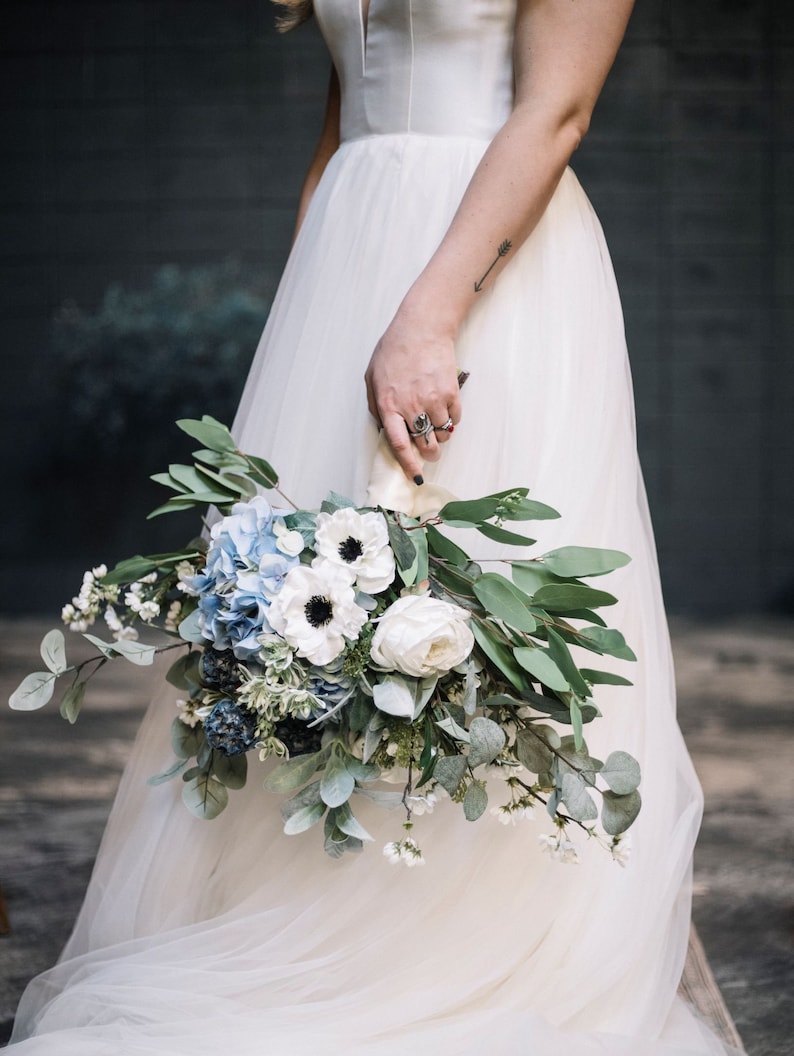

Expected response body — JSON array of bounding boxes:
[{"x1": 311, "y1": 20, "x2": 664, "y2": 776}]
[{"x1": 9, "y1": 1, "x2": 738, "y2": 1052}]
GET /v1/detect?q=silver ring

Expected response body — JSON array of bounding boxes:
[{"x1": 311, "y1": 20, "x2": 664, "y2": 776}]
[
  {"x1": 408, "y1": 412, "x2": 434, "y2": 443},
  {"x1": 434, "y1": 417, "x2": 454, "y2": 433}
]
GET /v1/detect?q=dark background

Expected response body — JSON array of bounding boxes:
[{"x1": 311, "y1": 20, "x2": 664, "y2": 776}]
[{"x1": 1, "y1": 0, "x2": 792, "y2": 615}]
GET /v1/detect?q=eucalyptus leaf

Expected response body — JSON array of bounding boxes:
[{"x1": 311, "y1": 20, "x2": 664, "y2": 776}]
[
  {"x1": 579, "y1": 668, "x2": 633, "y2": 687},
  {"x1": 171, "y1": 716, "x2": 203, "y2": 760},
  {"x1": 425, "y1": 523, "x2": 468, "y2": 567},
  {"x1": 513, "y1": 646, "x2": 569, "y2": 691},
  {"x1": 475, "y1": 522, "x2": 536, "y2": 547},
  {"x1": 9, "y1": 671, "x2": 56, "y2": 711},
  {"x1": 166, "y1": 651, "x2": 200, "y2": 691},
  {"x1": 468, "y1": 716, "x2": 506, "y2": 768},
  {"x1": 386, "y1": 517, "x2": 417, "y2": 571},
  {"x1": 108, "y1": 639, "x2": 157, "y2": 667},
  {"x1": 181, "y1": 772, "x2": 229, "y2": 820},
  {"x1": 435, "y1": 714, "x2": 470, "y2": 743},
  {"x1": 438, "y1": 497, "x2": 502, "y2": 526},
  {"x1": 245, "y1": 454, "x2": 279, "y2": 488},
  {"x1": 59, "y1": 681, "x2": 86, "y2": 724},
  {"x1": 499, "y1": 497, "x2": 560, "y2": 522},
  {"x1": 433, "y1": 754, "x2": 467, "y2": 796},
  {"x1": 560, "y1": 772, "x2": 598, "y2": 821},
  {"x1": 532, "y1": 584, "x2": 618, "y2": 612},
  {"x1": 600, "y1": 751, "x2": 641, "y2": 795},
  {"x1": 147, "y1": 757, "x2": 189, "y2": 786},
  {"x1": 40, "y1": 629, "x2": 68, "y2": 675},
  {"x1": 540, "y1": 546, "x2": 631, "y2": 578},
  {"x1": 471, "y1": 621, "x2": 525, "y2": 691},
  {"x1": 320, "y1": 491, "x2": 356, "y2": 513},
  {"x1": 178, "y1": 608, "x2": 206, "y2": 644},
  {"x1": 81, "y1": 633, "x2": 119, "y2": 660},
  {"x1": 546, "y1": 627, "x2": 590, "y2": 698},
  {"x1": 575, "y1": 626, "x2": 637, "y2": 662},
  {"x1": 102, "y1": 555, "x2": 161, "y2": 585},
  {"x1": 176, "y1": 415, "x2": 237, "y2": 453},
  {"x1": 601, "y1": 789, "x2": 642, "y2": 835},
  {"x1": 283, "y1": 801, "x2": 326, "y2": 835},
  {"x1": 473, "y1": 573, "x2": 537, "y2": 632},
  {"x1": 265, "y1": 751, "x2": 324, "y2": 793},
  {"x1": 511, "y1": 562, "x2": 568, "y2": 595},
  {"x1": 211, "y1": 750, "x2": 248, "y2": 790},
  {"x1": 515, "y1": 729, "x2": 553, "y2": 774},
  {"x1": 463, "y1": 780, "x2": 488, "y2": 821}
]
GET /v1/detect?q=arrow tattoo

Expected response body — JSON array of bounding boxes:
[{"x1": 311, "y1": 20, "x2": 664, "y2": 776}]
[{"x1": 474, "y1": 239, "x2": 512, "y2": 292}]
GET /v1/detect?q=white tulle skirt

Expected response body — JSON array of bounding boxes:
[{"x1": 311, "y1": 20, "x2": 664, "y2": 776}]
[{"x1": 10, "y1": 134, "x2": 735, "y2": 1054}]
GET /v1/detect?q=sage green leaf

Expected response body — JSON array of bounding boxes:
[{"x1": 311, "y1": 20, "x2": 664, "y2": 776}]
[
  {"x1": 579, "y1": 668, "x2": 633, "y2": 687},
  {"x1": 211, "y1": 751, "x2": 248, "y2": 790},
  {"x1": 433, "y1": 754, "x2": 467, "y2": 796},
  {"x1": 435, "y1": 714, "x2": 470, "y2": 743},
  {"x1": 601, "y1": 789, "x2": 642, "y2": 835},
  {"x1": 265, "y1": 751, "x2": 324, "y2": 793},
  {"x1": 332, "y1": 801, "x2": 374, "y2": 842},
  {"x1": 557, "y1": 740, "x2": 602, "y2": 786},
  {"x1": 513, "y1": 646, "x2": 569, "y2": 691},
  {"x1": 181, "y1": 772, "x2": 229, "y2": 820},
  {"x1": 151, "y1": 470, "x2": 189, "y2": 494},
  {"x1": 192, "y1": 448, "x2": 248, "y2": 470},
  {"x1": 531, "y1": 584, "x2": 618, "y2": 611},
  {"x1": 540, "y1": 546, "x2": 631, "y2": 578},
  {"x1": 575, "y1": 626, "x2": 637, "y2": 661},
  {"x1": 147, "y1": 498, "x2": 203, "y2": 519},
  {"x1": 81, "y1": 633, "x2": 119, "y2": 659},
  {"x1": 166, "y1": 651, "x2": 200, "y2": 691},
  {"x1": 283, "y1": 801, "x2": 326, "y2": 835},
  {"x1": 245, "y1": 454, "x2": 279, "y2": 488},
  {"x1": 438, "y1": 497, "x2": 502, "y2": 526},
  {"x1": 178, "y1": 609, "x2": 206, "y2": 644},
  {"x1": 515, "y1": 729, "x2": 554, "y2": 774},
  {"x1": 280, "y1": 780, "x2": 324, "y2": 819},
  {"x1": 431, "y1": 560, "x2": 478, "y2": 603},
  {"x1": 108, "y1": 639, "x2": 156, "y2": 666},
  {"x1": 468, "y1": 716, "x2": 506, "y2": 768},
  {"x1": 320, "y1": 753, "x2": 355, "y2": 807},
  {"x1": 463, "y1": 780, "x2": 488, "y2": 821},
  {"x1": 411, "y1": 521, "x2": 429, "y2": 586},
  {"x1": 102, "y1": 555, "x2": 161, "y2": 585},
  {"x1": 526, "y1": 696, "x2": 599, "y2": 727},
  {"x1": 471, "y1": 621, "x2": 525, "y2": 691},
  {"x1": 511, "y1": 562, "x2": 567, "y2": 595},
  {"x1": 499, "y1": 497, "x2": 560, "y2": 522},
  {"x1": 556, "y1": 608, "x2": 607, "y2": 627},
  {"x1": 546, "y1": 627, "x2": 590, "y2": 698},
  {"x1": 600, "y1": 751, "x2": 641, "y2": 795},
  {"x1": 475, "y1": 522, "x2": 536, "y2": 547},
  {"x1": 176, "y1": 416, "x2": 237, "y2": 453},
  {"x1": 59, "y1": 681, "x2": 86, "y2": 724},
  {"x1": 40, "y1": 629, "x2": 67, "y2": 675},
  {"x1": 320, "y1": 491, "x2": 356, "y2": 513},
  {"x1": 9, "y1": 671, "x2": 56, "y2": 712},
  {"x1": 353, "y1": 787, "x2": 404, "y2": 809},
  {"x1": 561, "y1": 772, "x2": 598, "y2": 821},
  {"x1": 345, "y1": 757, "x2": 380, "y2": 783},
  {"x1": 171, "y1": 716, "x2": 203, "y2": 760},
  {"x1": 426, "y1": 523, "x2": 468, "y2": 566},
  {"x1": 147, "y1": 757, "x2": 189, "y2": 786},
  {"x1": 349, "y1": 694, "x2": 374, "y2": 735},
  {"x1": 386, "y1": 517, "x2": 417, "y2": 571},
  {"x1": 473, "y1": 573, "x2": 537, "y2": 632},
  {"x1": 569, "y1": 696, "x2": 584, "y2": 750}
]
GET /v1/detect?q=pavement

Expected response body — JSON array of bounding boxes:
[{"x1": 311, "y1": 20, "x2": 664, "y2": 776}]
[{"x1": 0, "y1": 615, "x2": 792, "y2": 1053}]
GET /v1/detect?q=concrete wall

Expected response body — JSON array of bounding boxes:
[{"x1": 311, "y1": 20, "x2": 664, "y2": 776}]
[{"x1": 1, "y1": 0, "x2": 791, "y2": 613}]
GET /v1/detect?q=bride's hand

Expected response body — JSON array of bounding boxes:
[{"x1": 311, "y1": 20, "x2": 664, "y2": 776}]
[{"x1": 364, "y1": 310, "x2": 462, "y2": 484}]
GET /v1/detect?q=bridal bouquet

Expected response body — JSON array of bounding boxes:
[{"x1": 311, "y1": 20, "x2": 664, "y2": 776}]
[{"x1": 11, "y1": 416, "x2": 641, "y2": 864}]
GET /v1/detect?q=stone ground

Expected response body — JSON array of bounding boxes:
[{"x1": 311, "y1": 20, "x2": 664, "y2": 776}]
[{"x1": 0, "y1": 616, "x2": 791, "y2": 1053}]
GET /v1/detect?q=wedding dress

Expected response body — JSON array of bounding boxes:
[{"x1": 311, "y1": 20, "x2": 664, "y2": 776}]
[{"x1": 9, "y1": 2, "x2": 737, "y2": 1053}]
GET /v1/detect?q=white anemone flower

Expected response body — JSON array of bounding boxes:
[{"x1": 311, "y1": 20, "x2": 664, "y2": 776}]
[
  {"x1": 314, "y1": 507, "x2": 396, "y2": 594},
  {"x1": 267, "y1": 560, "x2": 368, "y2": 666}
]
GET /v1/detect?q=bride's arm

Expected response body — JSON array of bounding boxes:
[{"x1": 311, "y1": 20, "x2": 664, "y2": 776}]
[
  {"x1": 365, "y1": 0, "x2": 635, "y2": 483},
  {"x1": 292, "y1": 65, "x2": 341, "y2": 240}
]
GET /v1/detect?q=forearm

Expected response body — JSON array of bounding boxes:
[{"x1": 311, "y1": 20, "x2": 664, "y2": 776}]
[{"x1": 400, "y1": 103, "x2": 586, "y2": 337}]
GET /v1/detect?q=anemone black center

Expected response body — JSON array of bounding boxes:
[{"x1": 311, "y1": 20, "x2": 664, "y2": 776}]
[
  {"x1": 338, "y1": 536, "x2": 363, "y2": 563},
  {"x1": 304, "y1": 594, "x2": 333, "y2": 627}
]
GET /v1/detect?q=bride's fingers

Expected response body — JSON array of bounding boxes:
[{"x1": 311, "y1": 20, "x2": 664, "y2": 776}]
[{"x1": 382, "y1": 412, "x2": 425, "y2": 483}]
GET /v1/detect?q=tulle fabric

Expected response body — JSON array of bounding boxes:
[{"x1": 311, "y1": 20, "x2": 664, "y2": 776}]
[{"x1": 9, "y1": 131, "x2": 736, "y2": 1054}]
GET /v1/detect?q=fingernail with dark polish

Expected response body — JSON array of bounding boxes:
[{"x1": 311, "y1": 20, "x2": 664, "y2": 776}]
[{"x1": 413, "y1": 475, "x2": 424, "y2": 486}]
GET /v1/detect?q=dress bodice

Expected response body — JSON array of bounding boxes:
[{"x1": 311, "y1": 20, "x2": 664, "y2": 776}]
[{"x1": 314, "y1": 0, "x2": 516, "y2": 142}]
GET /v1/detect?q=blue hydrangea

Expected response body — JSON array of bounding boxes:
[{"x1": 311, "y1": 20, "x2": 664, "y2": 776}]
[
  {"x1": 189, "y1": 496, "x2": 299, "y2": 660},
  {"x1": 204, "y1": 699, "x2": 258, "y2": 756}
]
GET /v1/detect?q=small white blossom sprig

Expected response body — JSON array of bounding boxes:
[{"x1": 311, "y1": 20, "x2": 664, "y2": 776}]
[
  {"x1": 383, "y1": 822, "x2": 425, "y2": 867},
  {"x1": 61, "y1": 565, "x2": 118, "y2": 632}
]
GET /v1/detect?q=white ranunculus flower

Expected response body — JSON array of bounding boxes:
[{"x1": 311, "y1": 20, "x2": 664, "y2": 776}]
[
  {"x1": 370, "y1": 593, "x2": 474, "y2": 678},
  {"x1": 314, "y1": 507, "x2": 396, "y2": 594},
  {"x1": 267, "y1": 560, "x2": 367, "y2": 667}
]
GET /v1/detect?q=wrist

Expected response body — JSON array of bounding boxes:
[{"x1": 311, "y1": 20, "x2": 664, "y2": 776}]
[{"x1": 398, "y1": 273, "x2": 471, "y2": 343}]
